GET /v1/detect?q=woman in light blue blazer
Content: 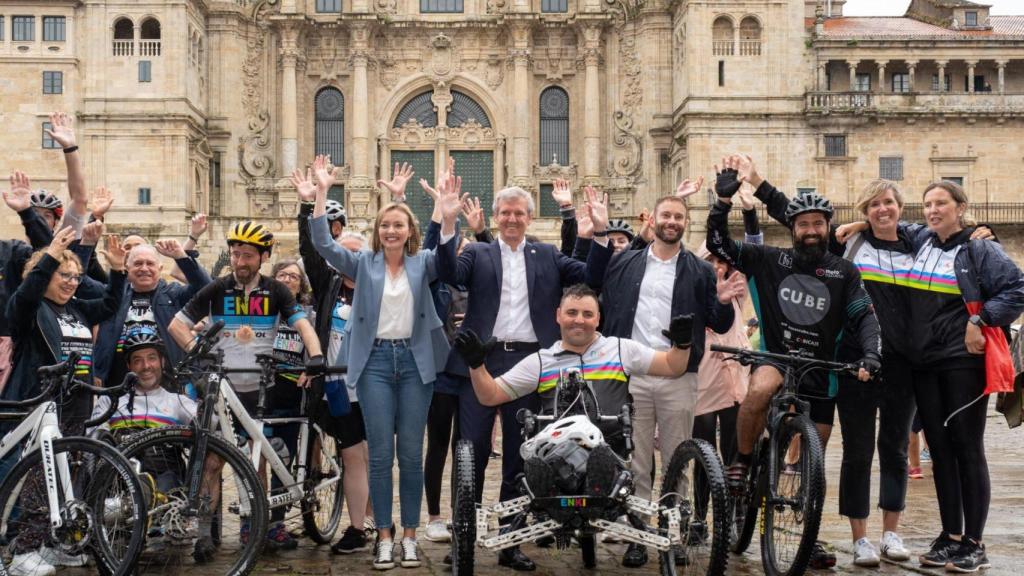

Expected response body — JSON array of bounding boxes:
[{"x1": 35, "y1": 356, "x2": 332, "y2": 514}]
[{"x1": 309, "y1": 157, "x2": 462, "y2": 569}]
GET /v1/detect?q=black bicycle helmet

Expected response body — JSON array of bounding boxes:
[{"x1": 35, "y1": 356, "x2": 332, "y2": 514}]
[
  {"x1": 31, "y1": 190, "x2": 63, "y2": 219},
  {"x1": 122, "y1": 326, "x2": 166, "y2": 359},
  {"x1": 784, "y1": 191, "x2": 833, "y2": 225},
  {"x1": 606, "y1": 218, "x2": 635, "y2": 241},
  {"x1": 324, "y1": 200, "x2": 347, "y2": 225}
]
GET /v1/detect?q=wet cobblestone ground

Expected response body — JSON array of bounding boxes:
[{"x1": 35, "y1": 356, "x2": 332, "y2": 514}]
[{"x1": 201, "y1": 408, "x2": 1024, "y2": 575}]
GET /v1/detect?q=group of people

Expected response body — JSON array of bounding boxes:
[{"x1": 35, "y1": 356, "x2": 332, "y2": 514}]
[{"x1": 0, "y1": 111, "x2": 1021, "y2": 576}]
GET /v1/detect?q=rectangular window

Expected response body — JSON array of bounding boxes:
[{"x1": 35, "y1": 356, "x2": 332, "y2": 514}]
[
  {"x1": 0, "y1": 17, "x2": 5, "y2": 41},
  {"x1": 796, "y1": 187, "x2": 817, "y2": 196},
  {"x1": 139, "y1": 60, "x2": 152, "y2": 82},
  {"x1": 879, "y1": 157, "x2": 903, "y2": 181},
  {"x1": 892, "y1": 73, "x2": 911, "y2": 93},
  {"x1": 718, "y1": 60, "x2": 725, "y2": 87},
  {"x1": 942, "y1": 176, "x2": 964, "y2": 188},
  {"x1": 541, "y1": 0, "x2": 568, "y2": 12},
  {"x1": 43, "y1": 16, "x2": 65, "y2": 42},
  {"x1": 316, "y1": 0, "x2": 341, "y2": 12},
  {"x1": 210, "y1": 157, "x2": 221, "y2": 190},
  {"x1": 42, "y1": 71, "x2": 63, "y2": 94},
  {"x1": 824, "y1": 134, "x2": 847, "y2": 157},
  {"x1": 965, "y1": 11, "x2": 978, "y2": 26},
  {"x1": 932, "y1": 73, "x2": 951, "y2": 92},
  {"x1": 13, "y1": 16, "x2": 34, "y2": 42},
  {"x1": 420, "y1": 0, "x2": 464, "y2": 12},
  {"x1": 42, "y1": 122, "x2": 59, "y2": 149},
  {"x1": 138, "y1": 188, "x2": 152, "y2": 205},
  {"x1": 854, "y1": 73, "x2": 871, "y2": 92}
]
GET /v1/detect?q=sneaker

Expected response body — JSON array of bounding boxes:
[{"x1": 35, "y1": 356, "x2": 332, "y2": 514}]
[
  {"x1": 8, "y1": 551, "x2": 56, "y2": 576},
  {"x1": 920, "y1": 448, "x2": 932, "y2": 463},
  {"x1": 331, "y1": 526, "x2": 368, "y2": 554},
  {"x1": 725, "y1": 462, "x2": 750, "y2": 493},
  {"x1": 622, "y1": 543, "x2": 648, "y2": 568},
  {"x1": 374, "y1": 539, "x2": 396, "y2": 570},
  {"x1": 424, "y1": 519, "x2": 451, "y2": 543},
  {"x1": 909, "y1": 467, "x2": 925, "y2": 480},
  {"x1": 880, "y1": 531, "x2": 911, "y2": 561},
  {"x1": 400, "y1": 537, "x2": 421, "y2": 568},
  {"x1": 853, "y1": 537, "x2": 881, "y2": 567},
  {"x1": 193, "y1": 536, "x2": 217, "y2": 564},
  {"x1": 920, "y1": 533, "x2": 961, "y2": 567},
  {"x1": 945, "y1": 539, "x2": 991, "y2": 573},
  {"x1": 809, "y1": 541, "x2": 837, "y2": 569},
  {"x1": 37, "y1": 547, "x2": 89, "y2": 567},
  {"x1": 265, "y1": 522, "x2": 299, "y2": 551}
]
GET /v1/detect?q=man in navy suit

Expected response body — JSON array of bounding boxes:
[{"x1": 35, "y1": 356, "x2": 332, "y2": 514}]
[{"x1": 438, "y1": 185, "x2": 611, "y2": 570}]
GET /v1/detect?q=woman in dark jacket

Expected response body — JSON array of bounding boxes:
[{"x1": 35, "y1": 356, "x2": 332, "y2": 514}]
[{"x1": 3, "y1": 227, "x2": 125, "y2": 434}]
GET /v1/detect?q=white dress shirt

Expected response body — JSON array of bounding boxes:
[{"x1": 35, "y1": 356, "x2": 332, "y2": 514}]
[
  {"x1": 376, "y1": 267, "x2": 414, "y2": 339},
  {"x1": 631, "y1": 247, "x2": 680, "y2": 350},
  {"x1": 493, "y1": 237, "x2": 538, "y2": 342}
]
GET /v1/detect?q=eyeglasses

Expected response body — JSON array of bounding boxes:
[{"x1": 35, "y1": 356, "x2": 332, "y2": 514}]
[
  {"x1": 57, "y1": 271, "x2": 83, "y2": 284},
  {"x1": 276, "y1": 272, "x2": 302, "y2": 282}
]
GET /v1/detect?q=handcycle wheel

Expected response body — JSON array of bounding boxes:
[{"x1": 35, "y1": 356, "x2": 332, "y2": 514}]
[
  {"x1": 659, "y1": 439, "x2": 729, "y2": 576},
  {"x1": 0, "y1": 437, "x2": 147, "y2": 576},
  {"x1": 301, "y1": 433, "x2": 344, "y2": 544},
  {"x1": 117, "y1": 426, "x2": 268, "y2": 576},
  {"x1": 729, "y1": 440, "x2": 764, "y2": 555},
  {"x1": 760, "y1": 415, "x2": 825, "y2": 576},
  {"x1": 580, "y1": 532, "x2": 596, "y2": 568},
  {"x1": 450, "y1": 439, "x2": 476, "y2": 576}
]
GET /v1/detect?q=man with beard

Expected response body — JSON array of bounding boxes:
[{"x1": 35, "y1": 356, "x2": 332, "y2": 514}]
[
  {"x1": 596, "y1": 192, "x2": 745, "y2": 568},
  {"x1": 706, "y1": 160, "x2": 881, "y2": 569}
]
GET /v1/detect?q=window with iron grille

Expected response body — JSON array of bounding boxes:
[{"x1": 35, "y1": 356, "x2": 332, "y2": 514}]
[
  {"x1": 394, "y1": 91, "x2": 437, "y2": 128},
  {"x1": 42, "y1": 122, "x2": 59, "y2": 149},
  {"x1": 892, "y1": 73, "x2": 911, "y2": 93},
  {"x1": 43, "y1": 17, "x2": 65, "y2": 42},
  {"x1": 538, "y1": 183, "x2": 566, "y2": 218},
  {"x1": 421, "y1": 0, "x2": 464, "y2": 12},
  {"x1": 13, "y1": 16, "x2": 34, "y2": 42},
  {"x1": 448, "y1": 90, "x2": 491, "y2": 128},
  {"x1": 138, "y1": 61, "x2": 152, "y2": 82},
  {"x1": 316, "y1": 0, "x2": 342, "y2": 12},
  {"x1": 43, "y1": 71, "x2": 63, "y2": 94},
  {"x1": 965, "y1": 11, "x2": 978, "y2": 26},
  {"x1": 879, "y1": 157, "x2": 903, "y2": 181},
  {"x1": 932, "y1": 74, "x2": 951, "y2": 92},
  {"x1": 542, "y1": 0, "x2": 568, "y2": 12},
  {"x1": 315, "y1": 87, "x2": 345, "y2": 165},
  {"x1": 824, "y1": 135, "x2": 847, "y2": 157},
  {"x1": 539, "y1": 87, "x2": 569, "y2": 166}
]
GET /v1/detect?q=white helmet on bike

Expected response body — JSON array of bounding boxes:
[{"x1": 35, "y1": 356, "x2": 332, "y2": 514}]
[{"x1": 520, "y1": 415, "x2": 604, "y2": 461}]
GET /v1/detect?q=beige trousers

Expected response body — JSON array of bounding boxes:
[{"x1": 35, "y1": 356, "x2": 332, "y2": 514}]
[{"x1": 629, "y1": 372, "x2": 699, "y2": 501}]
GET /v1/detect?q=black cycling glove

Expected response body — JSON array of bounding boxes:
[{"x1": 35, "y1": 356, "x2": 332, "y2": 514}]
[
  {"x1": 454, "y1": 329, "x2": 495, "y2": 369},
  {"x1": 716, "y1": 168, "x2": 742, "y2": 198},
  {"x1": 857, "y1": 354, "x2": 881, "y2": 378},
  {"x1": 661, "y1": 314, "x2": 696, "y2": 350}
]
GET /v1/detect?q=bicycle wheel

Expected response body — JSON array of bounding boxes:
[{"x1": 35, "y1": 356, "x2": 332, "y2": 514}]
[
  {"x1": 658, "y1": 439, "x2": 729, "y2": 576},
  {"x1": 729, "y1": 438, "x2": 764, "y2": 555},
  {"x1": 117, "y1": 426, "x2": 268, "y2": 576},
  {"x1": 0, "y1": 437, "x2": 147, "y2": 576},
  {"x1": 301, "y1": 432, "x2": 344, "y2": 544},
  {"x1": 760, "y1": 415, "x2": 825, "y2": 576},
  {"x1": 450, "y1": 439, "x2": 475, "y2": 576}
]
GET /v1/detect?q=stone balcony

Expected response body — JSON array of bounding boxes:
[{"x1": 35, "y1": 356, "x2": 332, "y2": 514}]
[{"x1": 806, "y1": 91, "x2": 1024, "y2": 117}]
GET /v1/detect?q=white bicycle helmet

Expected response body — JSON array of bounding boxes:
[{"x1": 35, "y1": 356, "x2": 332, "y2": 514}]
[{"x1": 520, "y1": 415, "x2": 604, "y2": 461}]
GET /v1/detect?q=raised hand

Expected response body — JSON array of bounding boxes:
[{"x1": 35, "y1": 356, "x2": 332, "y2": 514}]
[
  {"x1": 45, "y1": 112, "x2": 76, "y2": 149},
  {"x1": 106, "y1": 234, "x2": 127, "y2": 271},
  {"x1": 190, "y1": 213, "x2": 208, "y2": 238},
  {"x1": 737, "y1": 184, "x2": 755, "y2": 211},
  {"x1": 576, "y1": 212, "x2": 594, "y2": 239},
  {"x1": 715, "y1": 266, "x2": 747, "y2": 304},
  {"x1": 834, "y1": 221, "x2": 868, "y2": 244},
  {"x1": 551, "y1": 178, "x2": 573, "y2": 207},
  {"x1": 661, "y1": 314, "x2": 695, "y2": 349},
  {"x1": 3, "y1": 171, "x2": 33, "y2": 212},
  {"x1": 675, "y1": 176, "x2": 704, "y2": 201},
  {"x1": 437, "y1": 171, "x2": 465, "y2": 225},
  {"x1": 80, "y1": 220, "x2": 104, "y2": 246},
  {"x1": 419, "y1": 178, "x2": 440, "y2": 202},
  {"x1": 312, "y1": 154, "x2": 338, "y2": 197},
  {"x1": 90, "y1": 186, "x2": 114, "y2": 220},
  {"x1": 46, "y1": 226, "x2": 76, "y2": 258},
  {"x1": 638, "y1": 207, "x2": 654, "y2": 242},
  {"x1": 377, "y1": 162, "x2": 415, "y2": 202},
  {"x1": 453, "y1": 329, "x2": 494, "y2": 369},
  {"x1": 155, "y1": 239, "x2": 187, "y2": 260},
  {"x1": 290, "y1": 167, "x2": 317, "y2": 202},
  {"x1": 714, "y1": 156, "x2": 741, "y2": 198},
  {"x1": 734, "y1": 154, "x2": 763, "y2": 188},
  {"x1": 462, "y1": 196, "x2": 487, "y2": 234},
  {"x1": 583, "y1": 186, "x2": 608, "y2": 233}
]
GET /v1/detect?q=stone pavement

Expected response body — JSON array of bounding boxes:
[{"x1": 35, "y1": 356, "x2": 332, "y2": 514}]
[{"x1": 218, "y1": 407, "x2": 1024, "y2": 575}]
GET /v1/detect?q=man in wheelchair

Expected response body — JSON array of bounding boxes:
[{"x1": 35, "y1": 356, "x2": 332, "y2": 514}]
[{"x1": 453, "y1": 284, "x2": 694, "y2": 563}]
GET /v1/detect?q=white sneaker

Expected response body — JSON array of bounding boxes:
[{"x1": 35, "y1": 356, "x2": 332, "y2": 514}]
[
  {"x1": 424, "y1": 519, "x2": 451, "y2": 543},
  {"x1": 8, "y1": 551, "x2": 56, "y2": 576},
  {"x1": 37, "y1": 546, "x2": 89, "y2": 567},
  {"x1": 373, "y1": 539, "x2": 395, "y2": 570},
  {"x1": 853, "y1": 537, "x2": 881, "y2": 567},
  {"x1": 400, "y1": 537, "x2": 421, "y2": 568},
  {"x1": 880, "y1": 531, "x2": 911, "y2": 561}
]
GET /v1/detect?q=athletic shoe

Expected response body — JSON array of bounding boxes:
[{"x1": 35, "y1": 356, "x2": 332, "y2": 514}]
[
  {"x1": 37, "y1": 546, "x2": 89, "y2": 567},
  {"x1": 424, "y1": 519, "x2": 451, "y2": 543},
  {"x1": 920, "y1": 448, "x2": 932, "y2": 463},
  {"x1": 331, "y1": 526, "x2": 368, "y2": 554},
  {"x1": 374, "y1": 539, "x2": 395, "y2": 570},
  {"x1": 7, "y1": 551, "x2": 56, "y2": 576},
  {"x1": 880, "y1": 531, "x2": 911, "y2": 561},
  {"x1": 853, "y1": 537, "x2": 881, "y2": 567},
  {"x1": 265, "y1": 522, "x2": 299, "y2": 551},
  {"x1": 400, "y1": 537, "x2": 421, "y2": 568},
  {"x1": 920, "y1": 533, "x2": 961, "y2": 567},
  {"x1": 364, "y1": 517, "x2": 377, "y2": 533},
  {"x1": 725, "y1": 462, "x2": 750, "y2": 493},
  {"x1": 945, "y1": 539, "x2": 991, "y2": 573},
  {"x1": 909, "y1": 467, "x2": 925, "y2": 479},
  {"x1": 809, "y1": 541, "x2": 837, "y2": 569},
  {"x1": 622, "y1": 543, "x2": 648, "y2": 568}
]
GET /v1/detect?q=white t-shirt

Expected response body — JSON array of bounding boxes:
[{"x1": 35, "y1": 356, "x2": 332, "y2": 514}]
[{"x1": 90, "y1": 386, "x2": 198, "y2": 432}]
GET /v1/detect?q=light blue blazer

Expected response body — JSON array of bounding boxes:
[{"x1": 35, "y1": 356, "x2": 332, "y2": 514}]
[{"x1": 310, "y1": 214, "x2": 450, "y2": 387}]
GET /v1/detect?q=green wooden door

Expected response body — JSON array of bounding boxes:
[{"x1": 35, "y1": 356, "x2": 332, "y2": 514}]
[
  {"x1": 389, "y1": 151, "x2": 435, "y2": 226},
  {"x1": 450, "y1": 151, "x2": 494, "y2": 219}
]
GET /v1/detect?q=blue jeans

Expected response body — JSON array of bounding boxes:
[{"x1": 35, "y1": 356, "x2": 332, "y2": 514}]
[{"x1": 357, "y1": 340, "x2": 433, "y2": 530}]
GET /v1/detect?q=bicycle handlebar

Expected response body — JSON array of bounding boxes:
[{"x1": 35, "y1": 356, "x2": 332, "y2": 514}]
[
  {"x1": 82, "y1": 373, "x2": 138, "y2": 428},
  {"x1": 710, "y1": 345, "x2": 860, "y2": 374}
]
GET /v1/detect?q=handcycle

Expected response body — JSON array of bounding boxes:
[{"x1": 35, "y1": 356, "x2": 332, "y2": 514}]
[
  {"x1": 110, "y1": 321, "x2": 347, "y2": 576},
  {"x1": 711, "y1": 344, "x2": 860, "y2": 576},
  {"x1": 0, "y1": 354, "x2": 147, "y2": 576},
  {"x1": 450, "y1": 367, "x2": 730, "y2": 576}
]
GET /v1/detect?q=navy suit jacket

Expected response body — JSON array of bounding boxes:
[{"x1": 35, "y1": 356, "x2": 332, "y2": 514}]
[{"x1": 437, "y1": 233, "x2": 612, "y2": 376}]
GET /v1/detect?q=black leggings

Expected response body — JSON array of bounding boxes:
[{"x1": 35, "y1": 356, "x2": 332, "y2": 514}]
[
  {"x1": 691, "y1": 403, "x2": 739, "y2": 519},
  {"x1": 913, "y1": 362, "x2": 990, "y2": 541},
  {"x1": 424, "y1": 391, "x2": 460, "y2": 517},
  {"x1": 835, "y1": 356, "x2": 916, "y2": 519}
]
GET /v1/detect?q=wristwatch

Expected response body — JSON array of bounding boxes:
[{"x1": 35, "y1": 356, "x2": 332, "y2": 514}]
[
  {"x1": 593, "y1": 230, "x2": 609, "y2": 237},
  {"x1": 968, "y1": 314, "x2": 985, "y2": 327}
]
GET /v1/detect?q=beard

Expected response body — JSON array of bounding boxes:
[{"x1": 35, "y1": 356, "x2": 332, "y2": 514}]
[
  {"x1": 654, "y1": 222, "x2": 683, "y2": 244},
  {"x1": 793, "y1": 233, "x2": 826, "y2": 265}
]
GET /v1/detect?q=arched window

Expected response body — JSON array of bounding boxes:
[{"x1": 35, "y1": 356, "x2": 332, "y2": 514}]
[
  {"x1": 712, "y1": 16, "x2": 734, "y2": 56},
  {"x1": 739, "y1": 17, "x2": 761, "y2": 56},
  {"x1": 447, "y1": 90, "x2": 492, "y2": 128},
  {"x1": 539, "y1": 87, "x2": 569, "y2": 165},
  {"x1": 113, "y1": 18, "x2": 134, "y2": 56},
  {"x1": 394, "y1": 91, "x2": 438, "y2": 128},
  {"x1": 140, "y1": 18, "x2": 161, "y2": 39},
  {"x1": 315, "y1": 87, "x2": 345, "y2": 165}
]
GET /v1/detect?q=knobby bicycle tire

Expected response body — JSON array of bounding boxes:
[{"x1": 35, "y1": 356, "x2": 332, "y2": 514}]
[
  {"x1": 729, "y1": 438, "x2": 765, "y2": 555},
  {"x1": 301, "y1": 432, "x2": 344, "y2": 544},
  {"x1": 451, "y1": 439, "x2": 476, "y2": 576}
]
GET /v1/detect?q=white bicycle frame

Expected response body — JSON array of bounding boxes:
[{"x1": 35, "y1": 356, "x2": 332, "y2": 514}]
[
  {"x1": 0, "y1": 402, "x2": 74, "y2": 534},
  {"x1": 211, "y1": 376, "x2": 341, "y2": 510}
]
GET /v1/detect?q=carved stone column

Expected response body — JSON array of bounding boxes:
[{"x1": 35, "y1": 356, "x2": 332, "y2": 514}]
[
  {"x1": 582, "y1": 24, "x2": 602, "y2": 183},
  {"x1": 350, "y1": 24, "x2": 372, "y2": 189},
  {"x1": 817, "y1": 61, "x2": 827, "y2": 91},
  {"x1": 997, "y1": 60, "x2": 1007, "y2": 94},
  {"x1": 847, "y1": 60, "x2": 858, "y2": 91},
  {"x1": 279, "y1": 24, "x2": 300, "y2": 175},
  {"x1": 509, "y1": 23, "x2": 532, "y2": 186},
  {"x1": 936, "y1": 60, "x2": 947, "y2": 92},
  {"x1": 907, "y1": 60, "x2": 918, "y2": 92},
  {"x1": 967, "y1": 60, "x2": 977, "y2": 93},
  {"x1": 876, "y1": 60, "x2": 887, "y2": 93}
]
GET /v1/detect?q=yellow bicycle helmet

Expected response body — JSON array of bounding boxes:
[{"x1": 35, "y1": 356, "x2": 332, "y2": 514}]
[{"x1": 227, "y1": 221, "x2": 275, "y2": 253}]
